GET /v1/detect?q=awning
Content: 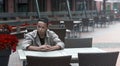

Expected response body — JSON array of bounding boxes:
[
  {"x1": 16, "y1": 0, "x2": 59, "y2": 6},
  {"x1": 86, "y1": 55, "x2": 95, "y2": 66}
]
[
  {"x1": 94, "y1": 0, "x2": 103, "y2": 1},
  {"x1": 107, "y1": 0, "x2": 120, "y2": 3},
  {"x1": 95, "y1": 0, "x2": 120, "y2": 2}
]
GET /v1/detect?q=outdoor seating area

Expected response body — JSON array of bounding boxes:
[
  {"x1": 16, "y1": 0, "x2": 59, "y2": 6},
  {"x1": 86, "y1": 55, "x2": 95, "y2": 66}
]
[
  {"x1": 0, "y1": 14, "x2": 118, "y2": 64},
  {"x1": 17, "y1": 47, "x2": 119, "y2": 66},
  {"x1": 0, "y1": 15, "x2": 111, "y2": 41},
  {"x1": 1, "y1": 0, "x2": 120, "y2": 66},
  {"x1": 5, "y1": 18, "x2": 120, "y2": 66}
]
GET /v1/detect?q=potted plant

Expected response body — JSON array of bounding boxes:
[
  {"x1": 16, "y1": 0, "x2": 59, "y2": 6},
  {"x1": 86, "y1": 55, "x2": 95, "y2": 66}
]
[{"x1": 0, "y1": 24, "x2": 18, "y2": 66}]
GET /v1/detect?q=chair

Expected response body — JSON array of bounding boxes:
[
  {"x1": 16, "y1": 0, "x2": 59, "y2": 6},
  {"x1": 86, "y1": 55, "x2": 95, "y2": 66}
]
[
  {"x1": 26, "y1": 55, "x2": 72, "y2": 66},
  {"x1": 64, "y1": 21, "x2": 74, "y2": 30},
  {"x1": 94, "y1": 16, "x2": 100, "y2": 27},
  {"x1": 94, "y1": 16, "x2": 108, "y2": 28},
  {"x1": 78, "y1": 51, "x2": 119, "y2": 66},
  {"x1": 73, "y1": 21, "x2": 82, "y2": 32},
  {"x1": 65, "y1": 38, "x2": 92, "y2": 48},
  {"x1": 99, "y1": 16, "x2": 108, "y2": 27},
  {"x1": 81, "y1": 18, "x2": 94, "y2": 32}
]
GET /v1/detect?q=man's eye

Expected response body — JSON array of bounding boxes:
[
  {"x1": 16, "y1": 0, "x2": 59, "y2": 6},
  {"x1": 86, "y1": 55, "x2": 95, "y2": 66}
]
[
  {"x1": 41, "y1": 26, "x2": 44, "y2": 28},
  {"x1": 38, "y1": 26, "x2": 41, "y2": 28}
]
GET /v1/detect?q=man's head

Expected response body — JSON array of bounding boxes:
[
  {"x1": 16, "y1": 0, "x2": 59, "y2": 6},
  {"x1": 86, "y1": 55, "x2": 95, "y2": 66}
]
[{"x1": 37, "y1": 18, "x2": 49, "y2": 35}]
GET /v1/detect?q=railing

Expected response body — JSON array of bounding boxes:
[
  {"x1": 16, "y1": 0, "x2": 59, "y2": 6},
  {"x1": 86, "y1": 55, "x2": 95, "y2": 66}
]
[
  {"x1": 0, "y1": 10, "x2": 115, "y2": 21},
  {"x1": 0, "y1": 19, "x2": 38, "y2": 26},
  {"x1": 0, "y1": 11, "x2": 97, "y2": 18}
]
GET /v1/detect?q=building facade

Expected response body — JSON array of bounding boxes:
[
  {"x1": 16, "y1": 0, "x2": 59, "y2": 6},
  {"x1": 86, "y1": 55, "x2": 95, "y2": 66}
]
[
  {"x1": 0, "y1": 0, "x2": 119, "y2": 20},
  {"x1": 0, "y1": 0, "x2": 96, "y2": 12}
]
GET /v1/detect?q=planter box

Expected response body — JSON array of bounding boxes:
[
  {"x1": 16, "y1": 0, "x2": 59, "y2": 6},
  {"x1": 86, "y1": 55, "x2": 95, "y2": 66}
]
[{"x1": 0, "y1": 49, "x2": 11, "y2": 66}]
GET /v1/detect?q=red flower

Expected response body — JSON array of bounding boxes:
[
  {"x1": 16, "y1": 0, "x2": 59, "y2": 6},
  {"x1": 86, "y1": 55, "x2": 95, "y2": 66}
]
[
  {"x1": 0, "y1": 34, "x2": 18, "y2": 52},
  {"x1": 0, "y1": 24, "x2": 19, "y2": 52}
]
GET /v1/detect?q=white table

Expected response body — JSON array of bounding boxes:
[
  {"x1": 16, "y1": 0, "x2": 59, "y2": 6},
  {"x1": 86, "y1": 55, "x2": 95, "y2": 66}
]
[{"x1": 18, "y1": 47, "x2": 105, "y2": 66}]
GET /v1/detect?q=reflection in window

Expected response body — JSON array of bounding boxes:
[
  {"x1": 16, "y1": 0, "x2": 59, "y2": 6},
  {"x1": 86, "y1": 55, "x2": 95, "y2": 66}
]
[
  {"x1": 38, "y1": 0, "x2": 46, "y2": 12},
  {"x1": 59, "y1": 2, "x2": 67, "y2": 11},
  {"x1": 51, "y1": 0, "x2": 72, "y2": 11},
  {"x1": 75, "y1": 0, "x2": 94, "y2": 11},
  {"x1": 0, "y1": 0, "x2": 4, "y2": 12},
  {"x1": 16, "y1": 0, "x2": 28, "y2": 12},
  {"x1": 76, "y1": 2, "x2": 84, "y2": 11}
]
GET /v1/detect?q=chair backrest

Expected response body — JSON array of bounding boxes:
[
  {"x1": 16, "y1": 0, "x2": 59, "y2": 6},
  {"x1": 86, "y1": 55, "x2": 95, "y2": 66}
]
[
  {"x1": 82, "y1": 18, "x2": 89, "y2": 26},
  {"x1": 78, "y1": 51, "x2": 119, "y2": 66},
  {"x1": 65, "y1": 38, "x2": 92, "y2": 48},
  {"x1": 64, "y1": 21, "x2": 74, "y2": 30},
  {"x1": 26, "y1": 55, "x2": 71, "y2": 66}
]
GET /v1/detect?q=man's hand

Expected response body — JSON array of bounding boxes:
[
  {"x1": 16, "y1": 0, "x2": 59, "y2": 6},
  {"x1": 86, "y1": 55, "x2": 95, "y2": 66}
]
[
  {"x1": 49, "y1": 45, "x2": 61, "y2": 51},
  {"x1": 39, "y1": 45, "x2": 61, "y2": 51},
  {"x1": 39, "y1": 45, "x2": 52, "y2": 51},
  {"x1": 27, "y1": 45, "x2": 61, "y2": 51},
  {"x1": 27, "y1": 45, "x2": 51, "y2": 51}
]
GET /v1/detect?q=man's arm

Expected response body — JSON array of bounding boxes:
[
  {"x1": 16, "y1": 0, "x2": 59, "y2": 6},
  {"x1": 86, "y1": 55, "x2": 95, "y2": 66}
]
[
  {"x1": 51, "y1": 32, "x2": 65, "y2": 49},
  {"x1": 27, "y1": 46, "x2": 41, "y2": 51},
  {"x1": 49, "y1": 45, "x2": 62, "y2": 51}
]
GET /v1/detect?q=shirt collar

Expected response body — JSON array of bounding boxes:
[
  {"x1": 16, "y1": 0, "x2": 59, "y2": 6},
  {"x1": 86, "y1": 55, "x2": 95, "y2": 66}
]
[{"x1": 35, "y1": 29, "x2": 50, "y2": 38}]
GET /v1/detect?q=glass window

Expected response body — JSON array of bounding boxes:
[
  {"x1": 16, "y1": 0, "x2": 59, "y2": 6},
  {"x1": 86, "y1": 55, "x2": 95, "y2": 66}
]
[
  {"x1": 18, "y1": 0, "x2": 27, "y2": 3},
  {"x1": 16, "y1": 0, "x2": 28, "y2": 12},
  {"x1": 38, "y1": 0, "x2": 46, "y2": 12},
  {"x1": 76, "y1": 2, "x2": 84, "y2": 11},
  {"x1": 75, "y1": 0, "x2": 94, "y2": 11},
  {"x1": 59, "y1": 1, "x2": 67, "y2": 11},
  {"x1": 18, "y1": 4, "x2": 28, "y2": 12},
  {"x1": 75, "y1": 0, "x2": 85, "y2": 11},
  {"x1": 0, "y1": 0, "x2": 4, "y2": 12},
  {"x1": 51, "y1": 0, "x2": 59, "y2": 11},
  {"x1": 51, "y1": 0, "x2": 72, "y2": 11}
]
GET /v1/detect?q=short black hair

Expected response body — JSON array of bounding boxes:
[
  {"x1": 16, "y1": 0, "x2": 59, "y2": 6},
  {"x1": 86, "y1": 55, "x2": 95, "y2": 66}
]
[{"x1": 38, "y1": 17, "x2": 49, "y2": 24}]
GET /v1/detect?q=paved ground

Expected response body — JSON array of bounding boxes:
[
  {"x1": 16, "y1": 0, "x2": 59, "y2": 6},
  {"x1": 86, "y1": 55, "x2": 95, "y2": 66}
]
[
  {"x1": 8, "y1": 21, "x2": 120, "y2": 66},
  {"x1": 81, "y1": 21, "x2": 120, "y2": 44},
  {"x1": 82, "y1": 21, "x2": 120, "y2": 66}
]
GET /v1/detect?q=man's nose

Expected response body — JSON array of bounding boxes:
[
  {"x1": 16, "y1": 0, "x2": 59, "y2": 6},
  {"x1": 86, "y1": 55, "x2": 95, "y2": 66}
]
[{"x1": 39, "y1": 28, "x2": 42, "y2": 30}]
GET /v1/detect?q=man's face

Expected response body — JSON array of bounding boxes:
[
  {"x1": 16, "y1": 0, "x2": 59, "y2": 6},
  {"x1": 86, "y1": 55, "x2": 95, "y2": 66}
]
[{"x1": 37, "y1": 21, "x2": 48, "y2": 34}]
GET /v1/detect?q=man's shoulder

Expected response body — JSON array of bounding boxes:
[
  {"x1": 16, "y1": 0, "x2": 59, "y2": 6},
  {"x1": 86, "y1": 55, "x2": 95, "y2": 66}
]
[
  {"x1": 25, "y1": 30, "x2": 37, "y2": 37},
  {"x1": 47, "y1": 29, "x2": 55, "y2": 34},
  {"x1": 47, "y1": 29, "x2": 58, "y2": 37}
]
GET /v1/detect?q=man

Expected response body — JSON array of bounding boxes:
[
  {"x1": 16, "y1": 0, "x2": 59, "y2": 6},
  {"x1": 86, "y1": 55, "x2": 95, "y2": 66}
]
[{"x1": 22, "y1": 18, "x2": 64, "y2": 51}]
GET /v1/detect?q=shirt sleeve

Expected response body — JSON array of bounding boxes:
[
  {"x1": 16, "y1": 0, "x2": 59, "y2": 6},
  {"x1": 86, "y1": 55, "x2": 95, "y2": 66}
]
[
  {"x1": 51, "y1": 31, "x2": 65, "y2": 49},
  {"x1": 21, "y1": 34, "x2": 34, "y2": 49}
]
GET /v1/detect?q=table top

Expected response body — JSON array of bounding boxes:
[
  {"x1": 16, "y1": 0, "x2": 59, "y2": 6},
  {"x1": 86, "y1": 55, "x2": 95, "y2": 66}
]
[{"x1": 18, "y1": 47, "x2": 105, "y2": 60}]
